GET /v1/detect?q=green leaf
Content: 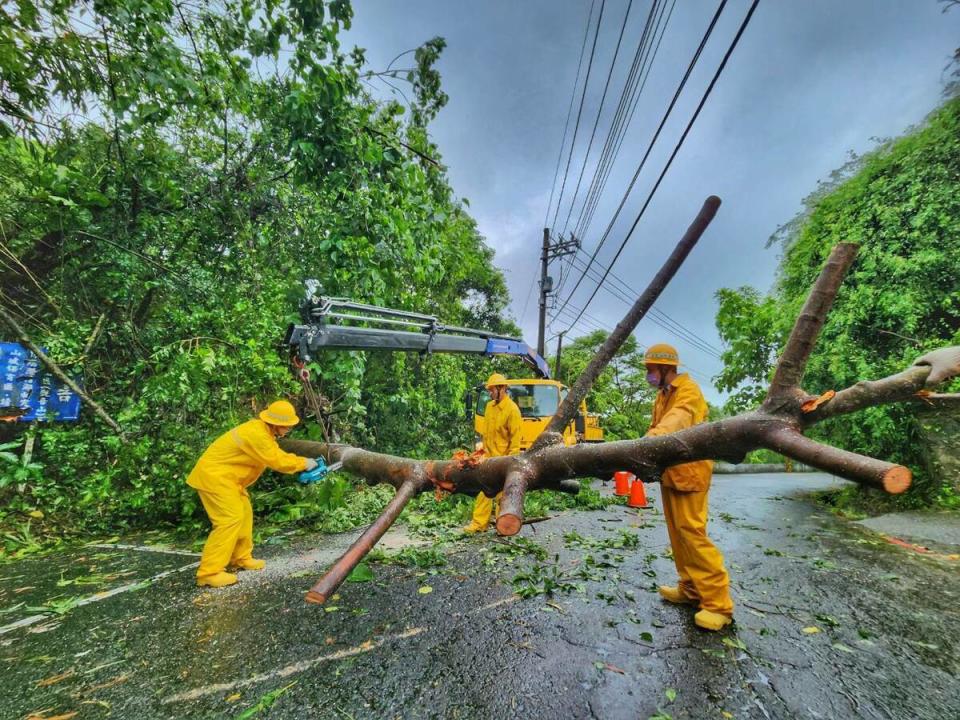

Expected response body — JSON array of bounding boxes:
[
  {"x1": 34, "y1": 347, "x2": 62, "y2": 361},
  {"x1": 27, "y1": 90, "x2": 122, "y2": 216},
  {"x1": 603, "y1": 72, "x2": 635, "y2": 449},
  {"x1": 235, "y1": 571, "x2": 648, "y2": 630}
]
[
  {"x1": 346, "y1": 562, "x2": 374, "y2": 583},
  {"x1": 235, "y1": 681, "x2": 297, "y2": 719},
  {"x1": 722, "y1": 637, "x2": 747, "y2": 651},
  {"x1": 82, "y1": 190, "x2": 111, "y2": 207}
]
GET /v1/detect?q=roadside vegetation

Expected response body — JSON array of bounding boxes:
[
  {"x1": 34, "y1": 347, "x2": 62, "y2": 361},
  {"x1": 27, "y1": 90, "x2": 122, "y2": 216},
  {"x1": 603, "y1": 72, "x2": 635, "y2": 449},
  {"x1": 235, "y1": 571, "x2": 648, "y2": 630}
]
[
  {"x1": 715, "y1": 96, "x2": 960, "y2": 511},
  {"x1": 0, "y1": 1, "x2": 519, "y2": 554}
]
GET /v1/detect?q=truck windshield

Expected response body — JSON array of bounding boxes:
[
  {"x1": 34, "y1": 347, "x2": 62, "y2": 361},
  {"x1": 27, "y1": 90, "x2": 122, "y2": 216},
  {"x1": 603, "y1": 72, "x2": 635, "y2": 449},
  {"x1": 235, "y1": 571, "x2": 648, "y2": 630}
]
[{"x1": 476, "y1": 384, "x2": 560, "y2": 418}]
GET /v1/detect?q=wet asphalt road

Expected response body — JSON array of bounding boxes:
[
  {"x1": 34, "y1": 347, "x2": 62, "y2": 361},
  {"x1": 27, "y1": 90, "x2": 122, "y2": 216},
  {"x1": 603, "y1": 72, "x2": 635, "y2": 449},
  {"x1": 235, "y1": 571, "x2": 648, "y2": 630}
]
[{"x1": 2, "y1": 473, "x2": 959, "y2": 720}]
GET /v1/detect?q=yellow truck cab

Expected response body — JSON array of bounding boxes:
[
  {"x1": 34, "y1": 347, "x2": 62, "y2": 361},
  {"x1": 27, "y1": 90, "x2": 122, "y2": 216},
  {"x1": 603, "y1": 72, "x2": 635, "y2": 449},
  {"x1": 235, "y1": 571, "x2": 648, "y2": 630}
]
[{"x1": 470, "y1": 378, "x2": 604, "y2": 451}]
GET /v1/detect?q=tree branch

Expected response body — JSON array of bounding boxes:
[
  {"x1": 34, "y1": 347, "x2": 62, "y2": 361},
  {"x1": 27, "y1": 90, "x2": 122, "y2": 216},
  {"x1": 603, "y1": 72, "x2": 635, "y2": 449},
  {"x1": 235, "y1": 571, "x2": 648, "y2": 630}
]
[
  {"x1": 496, "y1": 469, "x2": 531, "y2": 536},
  {"x1": 912, "y1": 393, "x2": 960, "y2": 408},
  {"x1": 764, "y1": 243, "x2": 858, "y2": 406},
  {"x1": 764, "y1": 426, "x2": 910, "y2": 494},
  {"x1": 306, "y1": 480, "x2": 420, "y2": 604},
  {"x1": 363, "y1": 125, "x2": 443, "y2": 169},
  {"x1": 803, "y1": 347, "x2": 960, "y2": 423}
]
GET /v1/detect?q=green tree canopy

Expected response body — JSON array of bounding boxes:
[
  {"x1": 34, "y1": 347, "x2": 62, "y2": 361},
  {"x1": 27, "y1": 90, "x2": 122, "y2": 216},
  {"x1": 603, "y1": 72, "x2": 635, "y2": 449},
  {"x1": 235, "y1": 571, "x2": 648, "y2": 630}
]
[
  {"x1": 0, "y1": 1, "x2": 522, "y2": 530},
  {"x1": 715, "y1": 96, "x2": 960, "y2": 504}
]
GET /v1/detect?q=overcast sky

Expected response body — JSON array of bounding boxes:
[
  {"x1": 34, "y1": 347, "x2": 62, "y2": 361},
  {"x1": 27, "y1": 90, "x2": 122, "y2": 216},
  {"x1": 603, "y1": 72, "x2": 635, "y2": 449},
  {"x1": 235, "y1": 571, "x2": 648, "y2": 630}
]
[{"x1": 343, "y1": 1, "x2": 960, "y2": 401}]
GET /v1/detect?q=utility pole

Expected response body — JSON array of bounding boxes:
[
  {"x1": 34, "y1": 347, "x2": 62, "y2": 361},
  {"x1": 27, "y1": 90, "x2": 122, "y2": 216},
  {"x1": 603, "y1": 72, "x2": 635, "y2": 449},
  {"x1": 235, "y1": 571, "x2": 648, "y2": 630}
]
[
  {"x1": 554, "y1": 330, "x2": 567, "y2": 379},
  {"x1": 537, "y1": 228, "x2": 580, "y2": 358},
  {"x1": 537, "y1": 229, "x2": 550, "y2": 358}
]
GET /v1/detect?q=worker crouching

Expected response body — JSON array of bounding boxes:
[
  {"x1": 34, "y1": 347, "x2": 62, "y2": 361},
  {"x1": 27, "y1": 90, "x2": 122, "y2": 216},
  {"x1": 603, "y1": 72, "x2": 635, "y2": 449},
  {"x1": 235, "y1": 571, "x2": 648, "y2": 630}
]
[
  {"x1": 644, "y1": 344, "x2": 734, "y2": 631},
  {"x1": 187, "y1": 400, "x2": 318, "y2": 588},
  {"x1": 463, "y1": 373, "x2": 522, "y2": 534}
]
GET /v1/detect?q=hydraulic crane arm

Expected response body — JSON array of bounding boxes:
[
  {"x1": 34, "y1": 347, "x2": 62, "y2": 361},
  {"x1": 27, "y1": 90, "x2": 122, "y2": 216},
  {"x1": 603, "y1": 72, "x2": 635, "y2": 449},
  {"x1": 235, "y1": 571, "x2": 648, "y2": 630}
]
[{"x1": 285, "y1": 295, "x2": 552, "y2": 379}]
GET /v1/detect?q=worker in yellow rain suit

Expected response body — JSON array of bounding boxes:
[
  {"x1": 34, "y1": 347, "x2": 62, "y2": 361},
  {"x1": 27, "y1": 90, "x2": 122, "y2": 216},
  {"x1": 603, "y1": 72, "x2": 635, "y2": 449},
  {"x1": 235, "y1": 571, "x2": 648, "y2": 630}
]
[
  {"x1": 462, "y1": 373, "x2": 522, "y2": 534},
  {"x1": 644, "y1": 344, "x2": 734, "y2": 631},
  {"x1": 187, "y1": 400, "x2": 318, "y2": 588}
]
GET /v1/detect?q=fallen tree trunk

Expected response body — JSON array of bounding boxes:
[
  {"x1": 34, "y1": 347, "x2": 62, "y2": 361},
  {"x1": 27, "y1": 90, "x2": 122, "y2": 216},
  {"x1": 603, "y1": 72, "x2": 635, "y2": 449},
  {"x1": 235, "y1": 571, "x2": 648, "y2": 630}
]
[{"x1": 282, "y1": 233, "x2": 960, "y2": 604}]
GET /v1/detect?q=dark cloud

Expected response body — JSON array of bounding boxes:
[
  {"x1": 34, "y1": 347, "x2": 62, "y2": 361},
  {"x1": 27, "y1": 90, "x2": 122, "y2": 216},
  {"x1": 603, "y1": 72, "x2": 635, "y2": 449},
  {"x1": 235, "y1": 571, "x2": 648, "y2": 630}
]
[{"x1": 345, "y1": 0, "x2": 959, "y2": 400}]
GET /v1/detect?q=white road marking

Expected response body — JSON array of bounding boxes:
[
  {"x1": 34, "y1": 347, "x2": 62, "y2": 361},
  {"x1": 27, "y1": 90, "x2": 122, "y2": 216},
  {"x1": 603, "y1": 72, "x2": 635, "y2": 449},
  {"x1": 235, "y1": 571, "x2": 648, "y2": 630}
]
[
  {"x1": 88, "y1": 543, "x2": 201, "y2": 557},
  {"x1": 0, "y1": 561, "x2": 199, "y2": 636},
  {"x1": 161, "y1": 627, "x2": 428, "y2": 704},
  {"x1": 162, "y1": 593, "x2": 523, "y2": 704}
]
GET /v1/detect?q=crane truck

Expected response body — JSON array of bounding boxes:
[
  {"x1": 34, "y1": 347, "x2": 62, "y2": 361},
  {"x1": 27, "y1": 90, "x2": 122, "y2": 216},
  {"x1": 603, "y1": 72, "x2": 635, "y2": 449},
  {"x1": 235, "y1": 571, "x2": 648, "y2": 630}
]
[{"x1": 284, "y1": 294, "x2": 603, "y2": 450}]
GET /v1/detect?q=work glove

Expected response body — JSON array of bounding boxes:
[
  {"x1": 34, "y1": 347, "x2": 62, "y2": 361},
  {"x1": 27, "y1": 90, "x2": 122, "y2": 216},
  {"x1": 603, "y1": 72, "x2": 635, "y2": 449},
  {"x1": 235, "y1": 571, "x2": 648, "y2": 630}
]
[
  {"x1": 299, "y1": 458, "x2": 329, "y2": 485},
  {"x1": 304, "y1": 457, "x2": 319, "y2": 471}
]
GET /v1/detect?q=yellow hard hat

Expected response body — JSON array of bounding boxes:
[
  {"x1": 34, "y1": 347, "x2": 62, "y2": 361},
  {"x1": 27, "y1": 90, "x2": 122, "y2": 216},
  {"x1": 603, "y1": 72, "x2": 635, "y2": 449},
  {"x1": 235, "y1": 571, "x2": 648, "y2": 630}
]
[
  {"x1": 644, "y1": 343, "x2": 679, "y2": 367},
  {"x1": 485, "y1": 373, "x2": 509, "y2": 389},
  {"x1": 259, "y1": 400, "x2": 300, "y2": 427}
]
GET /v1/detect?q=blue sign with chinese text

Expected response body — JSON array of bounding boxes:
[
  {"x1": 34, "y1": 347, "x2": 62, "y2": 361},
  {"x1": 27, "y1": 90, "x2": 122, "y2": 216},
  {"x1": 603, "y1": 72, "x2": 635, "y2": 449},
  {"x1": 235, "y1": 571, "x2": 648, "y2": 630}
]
[{"x1": 0, "y1": 342, "x2": 82, "y2": 421}]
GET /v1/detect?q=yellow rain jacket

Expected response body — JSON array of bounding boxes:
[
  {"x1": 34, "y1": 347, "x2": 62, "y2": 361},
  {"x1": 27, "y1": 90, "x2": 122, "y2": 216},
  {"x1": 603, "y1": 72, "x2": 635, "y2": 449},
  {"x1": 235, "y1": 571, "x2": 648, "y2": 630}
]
[
  {"x1": 187, "y1": 419, "x2": 308, "y2": 495},
  {"x1": 646, "y1": 373, "x2": 713, "y2": 492},
  {"x1": 482, "y1": 394, "x2": 522, "y2": 458}
]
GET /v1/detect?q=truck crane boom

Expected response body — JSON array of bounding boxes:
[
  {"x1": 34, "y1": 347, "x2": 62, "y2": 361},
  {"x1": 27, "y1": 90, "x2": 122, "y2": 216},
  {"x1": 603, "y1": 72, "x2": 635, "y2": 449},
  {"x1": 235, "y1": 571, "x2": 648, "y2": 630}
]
[{"x1": 285, "y1": 295, "x2": 552, "y2": 379}]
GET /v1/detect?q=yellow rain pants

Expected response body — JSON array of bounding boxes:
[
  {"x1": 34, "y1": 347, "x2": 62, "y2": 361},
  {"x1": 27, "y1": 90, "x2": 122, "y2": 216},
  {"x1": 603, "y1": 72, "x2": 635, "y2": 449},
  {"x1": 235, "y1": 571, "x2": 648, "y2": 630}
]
[
  {"x1": 470, "y1": 490, "x2": 503, "y2": 528},
  {"x1": 660, "y1": 485, "x2": 733, "y2": 615},
  {"x1": 187, "y1": 419, "x2": 308, "y2": 578},
  {"x1": 196, "y1": 488, "x2": 254, "y2": 577},
  {"x1": 469, "y1": 393, "x2": 522, "y2": 529},
  {"x1": 647, "y1": 373, "x2": 733, "y2": 615}
]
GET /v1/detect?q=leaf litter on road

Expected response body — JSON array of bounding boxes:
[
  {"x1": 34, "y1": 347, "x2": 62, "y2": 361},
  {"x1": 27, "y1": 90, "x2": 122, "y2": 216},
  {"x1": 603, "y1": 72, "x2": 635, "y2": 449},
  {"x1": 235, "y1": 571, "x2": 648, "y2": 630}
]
[{"x1": 235, "y1": 681, "x2": 296, "y2": 719}]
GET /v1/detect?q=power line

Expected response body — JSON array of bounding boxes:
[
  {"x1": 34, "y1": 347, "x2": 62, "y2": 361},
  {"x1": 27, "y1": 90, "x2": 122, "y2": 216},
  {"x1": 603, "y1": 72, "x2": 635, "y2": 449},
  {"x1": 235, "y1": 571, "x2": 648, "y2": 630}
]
[
  {"x1": 543, "y1": 0, "x2": 597, "y2": 228},
  {"x1": 571, "y1": 0, "x2": 670, "y2": 243},
  {"x1": 551, "y1": 299, "x2": 714, "y2": 382},
  {"x1": 552, "y1": 0, "x2": 729, "y2": 323},
  {"x1": 562, "y1": 254, "x2": 723, "y2": 359},
  {"x1": 531, "y1": 0, "x2": 598, "y2": 324},
  {"x1": 551, "y1": 305, "x2": 610, "y2": 337},
  {"x1": 565, "y1": 0, "x2": 759, "y2": 333},
  {"x1": 518, "y1": 274, "x2": 538, "y2": 324},
  {"x1": 580, "y1": 258, "x2": 724, "y2": 355},
  {"x1": 557, "y1": 0, "x2": 635, "y2": 238},
  {"x1": 550, "y1": 0, "x2": 607, "y2": 231},
  {"x1": 574, "y1": 0, "x2": 677, "y2": 244},
  {"x1": 553, "y1": 0, "x2": 667, "y2": 300},
  {"x1": 549, "y1": 298, "x2": 611, "y2": 332}
]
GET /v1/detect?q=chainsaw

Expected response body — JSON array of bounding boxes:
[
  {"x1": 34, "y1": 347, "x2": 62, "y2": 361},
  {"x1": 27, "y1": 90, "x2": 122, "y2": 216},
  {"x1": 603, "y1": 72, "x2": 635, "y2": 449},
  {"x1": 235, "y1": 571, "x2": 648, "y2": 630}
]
[{"x1": 298, "y1": 457, "x2": 344, "y2": 485}]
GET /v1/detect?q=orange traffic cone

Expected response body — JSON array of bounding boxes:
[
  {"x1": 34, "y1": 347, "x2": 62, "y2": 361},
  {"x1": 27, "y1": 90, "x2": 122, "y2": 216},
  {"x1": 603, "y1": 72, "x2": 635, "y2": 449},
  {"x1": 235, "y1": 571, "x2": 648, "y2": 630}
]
[
  {"x1": 627, "y1": 477, "x2": 651, "y2": 508},
  {"x1": 613, "y1": 471, "x2": 632, "y2": 496}
]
